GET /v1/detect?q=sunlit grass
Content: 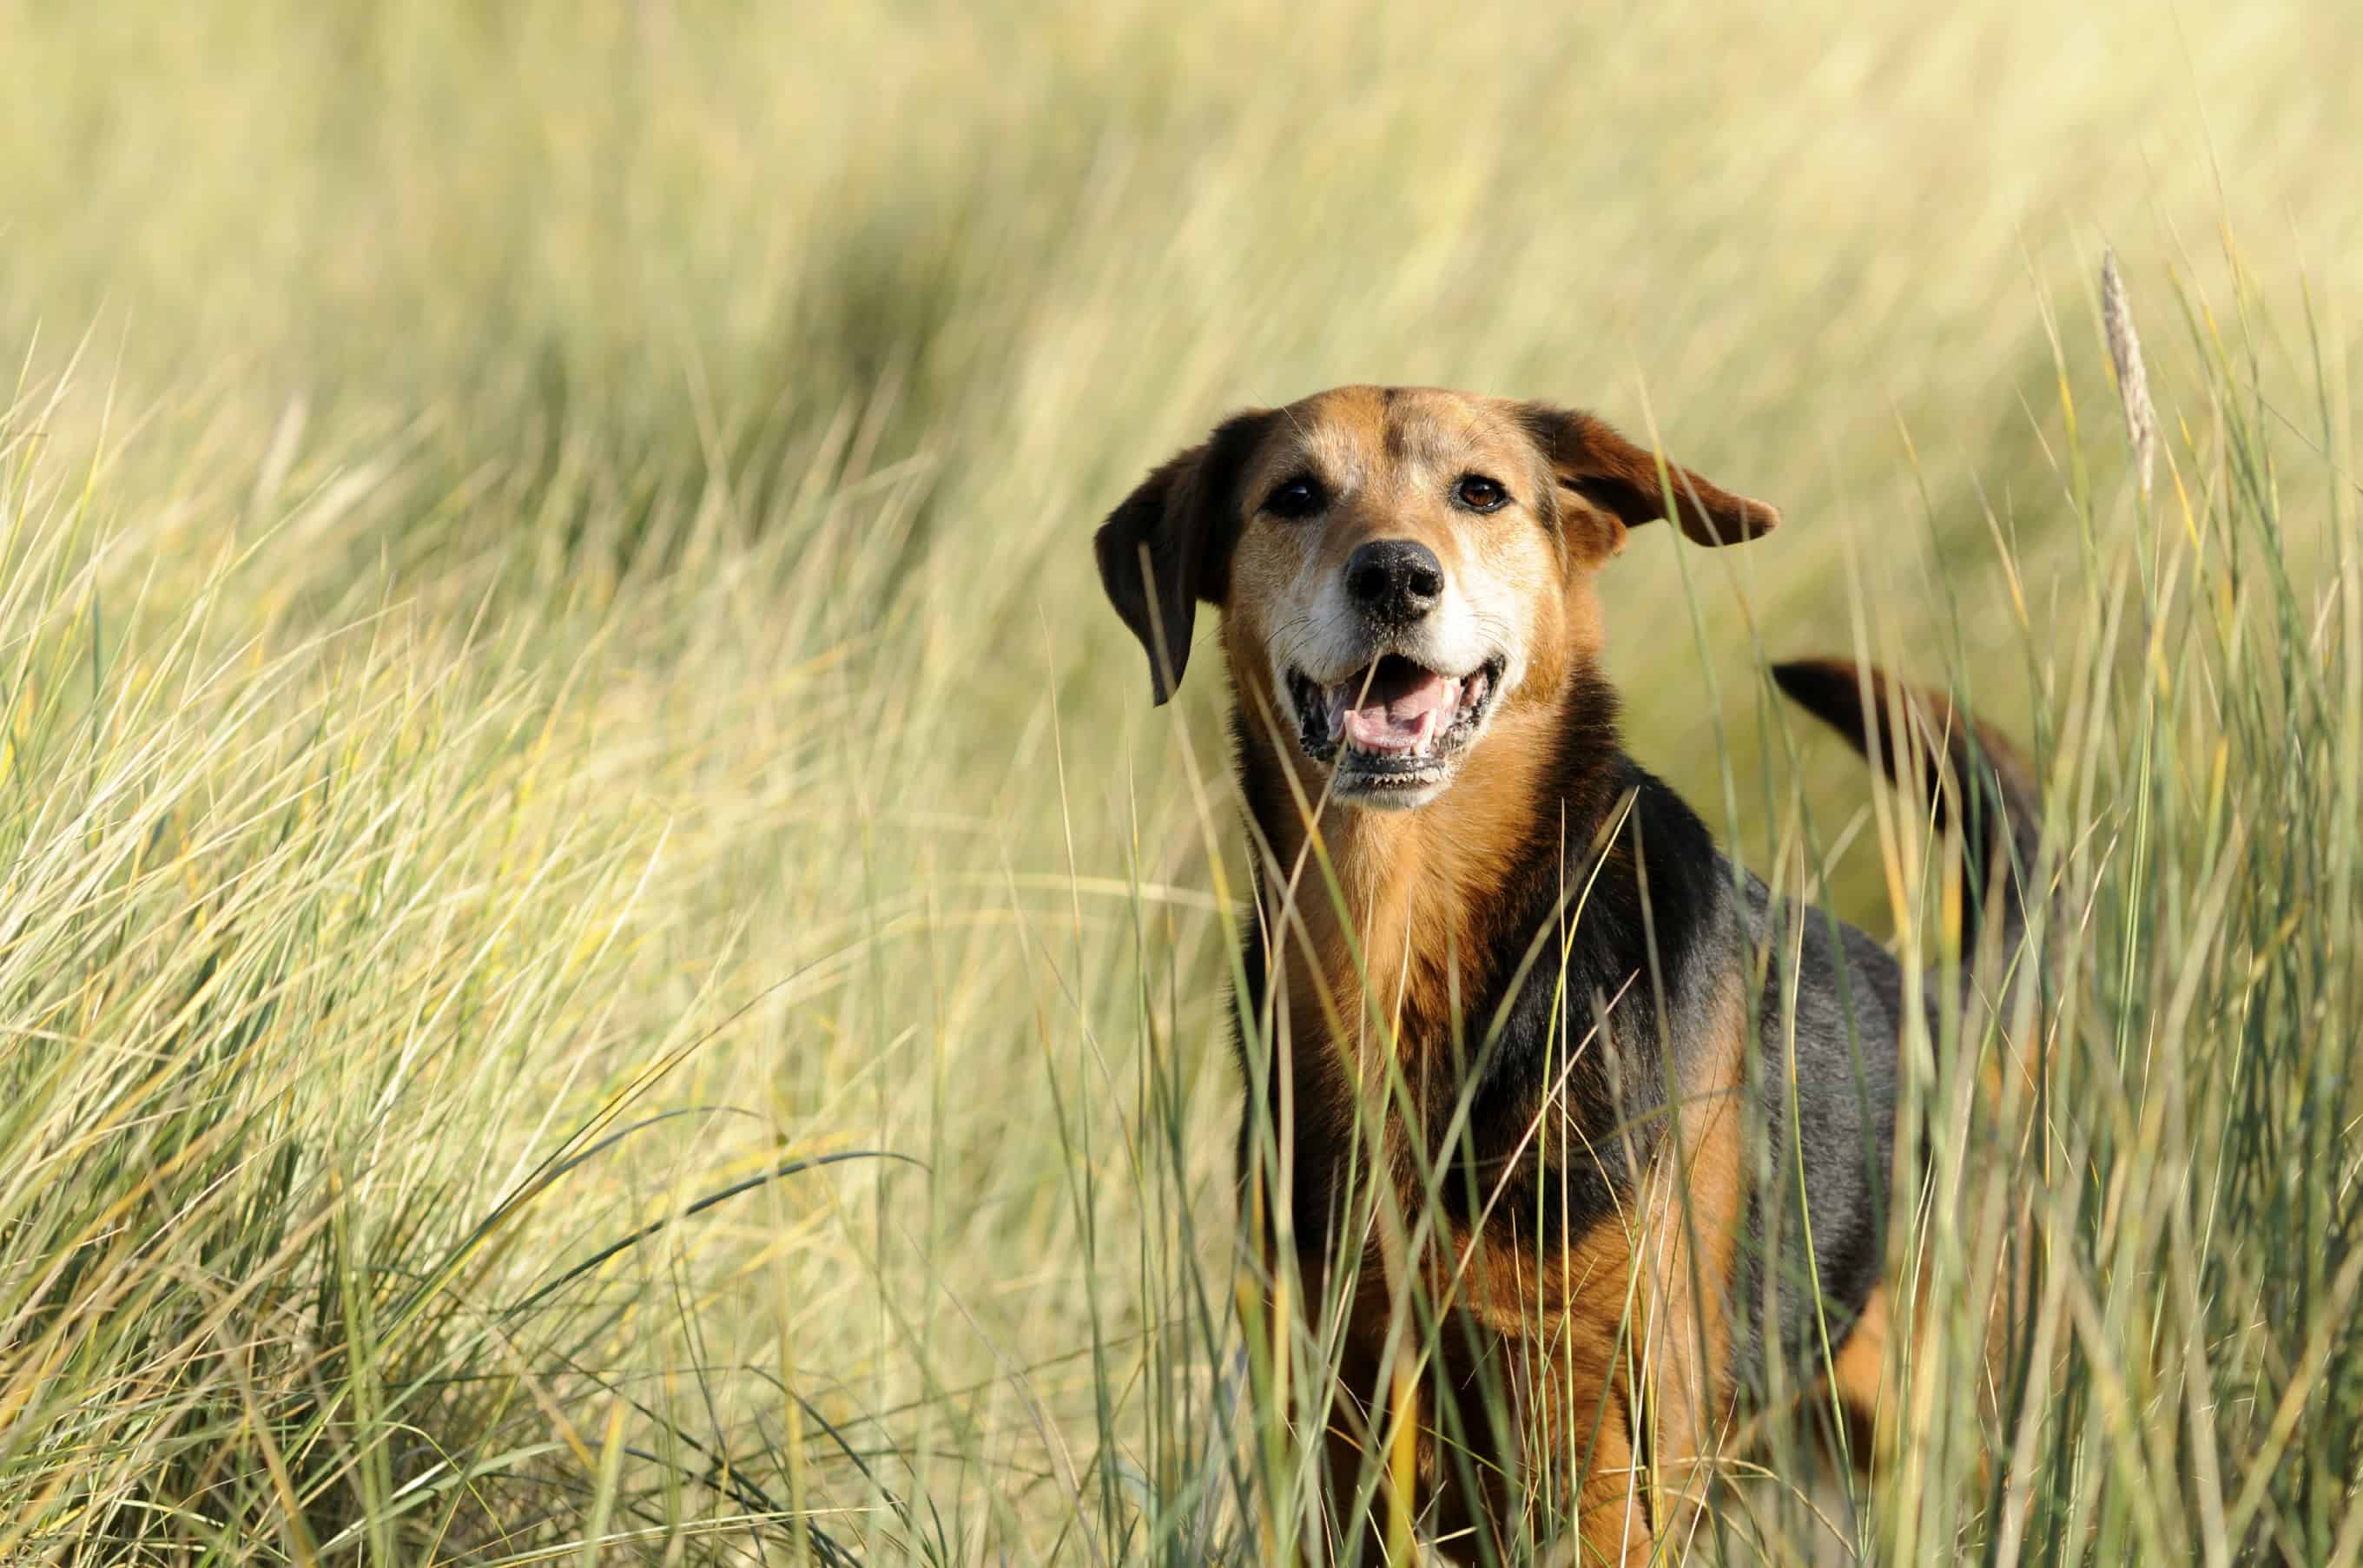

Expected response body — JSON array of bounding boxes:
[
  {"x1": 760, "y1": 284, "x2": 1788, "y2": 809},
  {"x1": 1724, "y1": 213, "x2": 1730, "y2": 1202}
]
[{"x1": 1, "y1": 0, "x2": 2360, "y2": 1561}]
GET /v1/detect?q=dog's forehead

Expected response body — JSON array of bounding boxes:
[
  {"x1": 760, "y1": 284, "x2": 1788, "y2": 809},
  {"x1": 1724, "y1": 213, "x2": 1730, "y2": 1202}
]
[{"x1": 1264, "y1": 385, "x2": 1529, "y2": 481}]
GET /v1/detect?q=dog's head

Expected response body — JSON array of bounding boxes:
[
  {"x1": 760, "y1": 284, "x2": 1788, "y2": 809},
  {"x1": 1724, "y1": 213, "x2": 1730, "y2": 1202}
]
[{"x1": 1096, "y1": 386, "x2": 1776, "y2": 809}]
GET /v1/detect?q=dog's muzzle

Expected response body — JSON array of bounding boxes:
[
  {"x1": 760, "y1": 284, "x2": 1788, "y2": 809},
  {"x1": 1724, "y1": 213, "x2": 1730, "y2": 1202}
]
[{"x1": 1285, "y1": 652, "x2": 1506, "y2": 799}]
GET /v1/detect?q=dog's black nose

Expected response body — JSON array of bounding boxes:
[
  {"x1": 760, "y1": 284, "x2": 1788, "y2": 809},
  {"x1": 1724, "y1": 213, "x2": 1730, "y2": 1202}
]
[{"x1": 1344, "y1": 540, "x2": 1444, "y2": 623}]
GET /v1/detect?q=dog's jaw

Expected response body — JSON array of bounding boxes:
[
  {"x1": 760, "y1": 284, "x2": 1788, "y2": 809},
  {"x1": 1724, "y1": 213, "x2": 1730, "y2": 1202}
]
[{"x1": 1279, "y1": 651, "x2": 1512, "y2": 809}]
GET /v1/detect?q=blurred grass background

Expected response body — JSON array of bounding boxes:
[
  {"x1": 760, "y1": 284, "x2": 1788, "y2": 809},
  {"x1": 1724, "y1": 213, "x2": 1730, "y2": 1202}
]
[{"x1": 1, "y1": 0, "x2": 2359, "y2": 1561}]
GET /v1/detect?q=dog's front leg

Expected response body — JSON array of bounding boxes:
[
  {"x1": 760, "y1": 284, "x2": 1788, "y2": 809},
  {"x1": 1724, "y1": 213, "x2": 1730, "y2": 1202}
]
[{"x1": 1310, "y1": 1277, "x2": 1423, "y2": 1566}]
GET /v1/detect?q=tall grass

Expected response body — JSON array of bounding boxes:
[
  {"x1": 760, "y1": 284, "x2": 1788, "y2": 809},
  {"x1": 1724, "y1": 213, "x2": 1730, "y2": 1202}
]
[{"x1": 1, "y1": 0, "x2": 2359, "y2": 1560}]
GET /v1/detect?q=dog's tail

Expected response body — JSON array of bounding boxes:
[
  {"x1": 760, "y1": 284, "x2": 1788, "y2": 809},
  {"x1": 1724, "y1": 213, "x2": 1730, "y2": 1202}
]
[{"x1": 1772, "y1": 658, "x2": 2045, "y2": 992}]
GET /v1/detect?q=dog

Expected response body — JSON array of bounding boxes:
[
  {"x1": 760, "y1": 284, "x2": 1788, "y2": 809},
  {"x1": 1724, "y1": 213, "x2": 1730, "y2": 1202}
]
[{"x1": 1093, "y1": 385, "x2": 2041, "y2": 1563}]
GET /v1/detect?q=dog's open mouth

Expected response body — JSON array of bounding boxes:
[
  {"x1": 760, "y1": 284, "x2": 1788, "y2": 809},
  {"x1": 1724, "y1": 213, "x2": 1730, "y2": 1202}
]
[{"x1": 1286, "y1": 653, "x2": 1505, "y2": 791}]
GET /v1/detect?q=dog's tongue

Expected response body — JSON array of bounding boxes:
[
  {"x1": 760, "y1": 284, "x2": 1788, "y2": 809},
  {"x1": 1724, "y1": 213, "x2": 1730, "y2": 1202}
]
[{"x1": 1341, "y1": 660, "x2": 1457, "y2": 752}]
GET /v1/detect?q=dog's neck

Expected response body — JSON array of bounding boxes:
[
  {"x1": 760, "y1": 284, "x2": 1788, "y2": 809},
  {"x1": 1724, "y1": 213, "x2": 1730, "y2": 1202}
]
[{"x1": 1231, "y1": 661, "x2": 1635, "y2": 1057}]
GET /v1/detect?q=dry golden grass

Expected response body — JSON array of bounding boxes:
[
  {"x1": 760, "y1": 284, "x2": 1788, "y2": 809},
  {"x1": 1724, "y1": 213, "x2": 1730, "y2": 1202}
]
[{"x1": 2, "y1": 1, "x2": 2359, "y2": 1561}]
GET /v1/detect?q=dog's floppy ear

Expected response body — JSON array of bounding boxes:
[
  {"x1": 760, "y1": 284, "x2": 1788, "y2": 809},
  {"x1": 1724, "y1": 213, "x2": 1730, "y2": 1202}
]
[
  {"x1": 1515, "y1": 404, "x2": 1778, "y2": 547},
  {"x1": 1094, "y1": 409, "x2": 1273, "y2": 704}
]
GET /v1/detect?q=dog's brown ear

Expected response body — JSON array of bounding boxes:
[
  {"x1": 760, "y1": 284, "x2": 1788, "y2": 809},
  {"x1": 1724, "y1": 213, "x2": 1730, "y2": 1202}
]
[
  {"x1": 1515, "y1": 404, "x2": 1779, "y2": 547},
  {"x1": 1094, "y1": 410, "x2": 1272, "y2": 703}
]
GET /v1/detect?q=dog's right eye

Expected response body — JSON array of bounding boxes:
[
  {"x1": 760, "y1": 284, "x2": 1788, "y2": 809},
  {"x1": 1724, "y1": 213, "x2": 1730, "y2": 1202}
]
[{"x1": 1262, "y1": 477, "x2": 1325, "y2": 518}]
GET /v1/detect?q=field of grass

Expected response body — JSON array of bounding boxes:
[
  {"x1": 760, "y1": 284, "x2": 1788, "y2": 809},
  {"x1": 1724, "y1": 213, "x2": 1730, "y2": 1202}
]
[{"x1": 3, "y1": 1, "x2": 2360, "y2": 1561}]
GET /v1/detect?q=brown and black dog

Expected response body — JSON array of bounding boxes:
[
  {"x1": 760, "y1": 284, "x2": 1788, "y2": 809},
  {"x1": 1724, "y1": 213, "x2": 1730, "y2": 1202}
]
[{"x1": 1094, "y1": 386, "x2": 2040, "y2": 1563}]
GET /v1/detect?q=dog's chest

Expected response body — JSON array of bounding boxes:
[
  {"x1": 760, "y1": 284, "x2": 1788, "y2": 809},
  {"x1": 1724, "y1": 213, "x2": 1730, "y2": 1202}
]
[
  {"x1": 1256, "y1": 880, "x2": 1616, "y2": 1242},
  {"x1": 1244, "y1": 834, "x2": 1726, "y2": 1273}
]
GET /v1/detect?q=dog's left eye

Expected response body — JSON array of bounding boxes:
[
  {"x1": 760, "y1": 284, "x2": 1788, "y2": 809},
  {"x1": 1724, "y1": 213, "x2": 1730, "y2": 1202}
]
[
  {"x1": 1455, "y1": 474, "x2": 1509, "y2": 512},
  {"x1": 1263, "y1": 477, "x2": 1326, "y2": 518}
]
